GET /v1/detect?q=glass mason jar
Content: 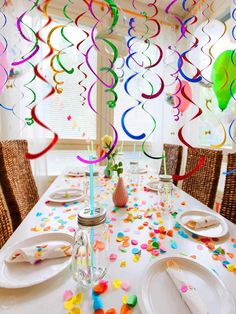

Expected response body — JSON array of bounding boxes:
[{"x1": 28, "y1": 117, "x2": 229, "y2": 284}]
[
  {"x1": 71, "y1": 206, "x2": 110, "y2": 288},
  {"x1": 157, "y1": 175, "x2": 174, "y2": 212},
  {"x1": 129, "y1": 160, "x2": 139, "y2": 174}
]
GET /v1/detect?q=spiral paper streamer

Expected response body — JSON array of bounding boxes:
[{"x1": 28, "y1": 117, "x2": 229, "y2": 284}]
[
  {"x1": 25, "y1": 0, "x2": 58, "y2": 159},
  {"x1": 77, "y1": 0, "x2": 118, "y2": 164},
  {"x1": 121, "y1": 17, "x2": 145, "y2": 140},
  {"x1": 205, "y1": 99, "x2": 227, "y2": 149},
  {"x1": 173, "y1": 85, "x2": 206, "y2": 181},
  {"x1": 75, "y1": 2, "x2": 89, "y2": 106},
  {"x1": 228, "y1": 0, "x2": 236, "y2": 148},
  {"x1": 12, "y1": 1, "x2": 40, "y2": 66},
  {"x1": 0, "y1": 0, "x2": 8, "y2": 96}
]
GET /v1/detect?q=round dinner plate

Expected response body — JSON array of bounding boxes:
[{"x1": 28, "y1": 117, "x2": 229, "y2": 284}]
[
  {"x1": 178, "y1": 209, "x2": 229, "y2": 238},
  {"x1": 138, "y1": 255, "x2": 235, "y2": 314},
  {"x1": 0, "y1": 233, "x2": 73, "y2": 288},
  {"x1": 48, "y1": 188, "x2": 84, "y2": 203},
  {"x1": 146, "y1": 180, "x2": 159, "y2": 191}
]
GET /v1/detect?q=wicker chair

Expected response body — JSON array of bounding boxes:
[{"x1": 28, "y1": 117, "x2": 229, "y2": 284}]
[
  {"x1": 220, "y1": 153, "x2": 236, "y2": 224},
  {"x1": 0, "y1": 140, "x2": 39, "y2": 230},
  {"x1": 0, "y1": 185, "x2": 13, "y2": 248},
  {"x1": 159, "y1": 144, "x2": 183, "y2": 186},
  {"x1": 182, "y1": 147, "x2": 223, "y2": 209}
]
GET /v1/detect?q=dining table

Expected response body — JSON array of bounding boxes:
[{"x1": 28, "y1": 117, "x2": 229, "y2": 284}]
[{"x1": 0, "y1": 167, "x2": 236, "y2": 314}]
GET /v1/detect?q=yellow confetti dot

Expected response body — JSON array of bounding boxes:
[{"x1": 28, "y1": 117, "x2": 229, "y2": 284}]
[
  {"x1": 227, "y1": 264, "x2": 235, "y2": 272},
  {"x1": 112, "y1": 278, "x2": 122, "y2": 289},
  {"x1": 68, "y1": 215, "x2": 75, "y2": 220},
  {"x1": 122, "y1": 295, "x2": 128, "y2": 304},
  {"x1": 158, "y1": 219, "x2": 163, "y2": 225},
  {"x1": 69, "y1": 307, "x2": 82, "y2": 314},
  {"x1": 73, "y1": 293, "x2": 83, "y2": 305},
  {"x1": 64, "y1": 298, "x2": 74, "y2": 310},
  {"x1": 120, "y1": 261, "x2": 126, "y2": 267},
  {"x1": 132, "y1": 254, "x2": 140, "y2": 263}
]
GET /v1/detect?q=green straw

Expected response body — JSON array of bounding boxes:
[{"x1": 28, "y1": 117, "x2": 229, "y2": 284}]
[{"x1": 163, "y1": 150, "x2": 167, "y2": 175}]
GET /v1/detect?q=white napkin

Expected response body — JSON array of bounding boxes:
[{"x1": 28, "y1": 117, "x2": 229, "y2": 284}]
[
  {"x1": 51, "y1": 189, "x2": 82, "y2": 200},
  {"x1": 6, "y1": 241, "x2": 72, "y2": 264},
  {"x1": 185, "y1": 215, "x2": 219, "y2": 230},
  {"x1": 166, "y1": 260, "x2": 210, "y2": 314}
]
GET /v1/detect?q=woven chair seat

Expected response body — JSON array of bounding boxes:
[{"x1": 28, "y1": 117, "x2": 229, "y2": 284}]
[
  {"x1": 0, "y1": 140, "x2": 39, "y2": 230},
  {"x1": 159, "y1": 144, "x2": 183, "y2": 186},
  {"x1": 182, "y1": 147, "x2": 222, "y2": 209},
  {"x1": 0, "y1": 185, "x2": 13, "y2": 248},
  {"x1": 220, "y1": 153, "x2": 236, "y2": 224}
]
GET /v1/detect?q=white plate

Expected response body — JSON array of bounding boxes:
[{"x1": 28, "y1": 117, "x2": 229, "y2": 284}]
[
  {"x1": 0, "y1": 233, "x2": 73, "y2": 288},
  {"x1": 65, "y1": 170, "x2": 84, "y2": 177},
  {"x1": 146, "y1": 180, "x2": 159, "y2": 191},
  {"x1": 48, "y1": 188, "x2": 84, "y2": 203},
  {"x1": 138, "y1": 255, "x2": 235, "y2": 314},
  {"x1": 178, "y1": 209, "x2": 229, "y2": 238},
  {"x1": 138, "y1": 168, "x2": 148, "y2": 174}
]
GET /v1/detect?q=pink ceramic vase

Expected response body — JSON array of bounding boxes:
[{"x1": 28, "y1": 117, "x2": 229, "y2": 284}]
[{"x1": 112, "y1": 177, "x2": 128, "y2": 208}]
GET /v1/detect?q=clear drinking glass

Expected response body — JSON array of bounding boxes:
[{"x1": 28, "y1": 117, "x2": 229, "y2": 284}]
[
  {"x1": 71, "y1": 207, "x2": 110, "y2": 288},
  {"x1": 157, "y1": 175, "x2": 173, "y2": 213}
]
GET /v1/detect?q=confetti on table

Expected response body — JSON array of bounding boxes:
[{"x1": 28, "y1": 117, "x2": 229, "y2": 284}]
[
  {"x1": 112, "y1": 279, "x2": 122, "y2": 289},
  {"x1": 109, "y1": 253, "x2": 117, "y2": 262},
  {"x1": 121, "y1": 281, "x2": 130, "y2": 291}
]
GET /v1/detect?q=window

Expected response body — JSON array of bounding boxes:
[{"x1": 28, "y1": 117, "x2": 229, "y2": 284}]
[{"x1": 41, "y1": 21, "x2": 97, "y2": 141}]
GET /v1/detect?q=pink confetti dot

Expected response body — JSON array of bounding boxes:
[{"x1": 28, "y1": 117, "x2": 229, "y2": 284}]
[
  {"x1": 197, "y1": 245, "x2": 203, "y2": 251},
  {"x1": 141, "y1": 243, "x2": 148, "y2": 250},
  {"x1": 121, "y1": 280, "x2": 130, "y2": 291},
  {"x1": 109, "y1": 253, "x2": 117, "y2": 262},
  {"x1": 151, "y1": 249, "x2": 159, "y2": 256},
  {"x1": 180, "y1": 284, "x2": 188, "y2": 293},
  {"x1": 131, "y1": 240, "x2": 138, "y2": 245},
  {"x1": 63, "y1": 290, "x2": 73, "y2": 301}
]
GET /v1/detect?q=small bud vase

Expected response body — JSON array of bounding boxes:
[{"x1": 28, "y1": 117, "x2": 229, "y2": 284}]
[{"x1": 112, "y1": 177, "x2": 128, "y2": 207}]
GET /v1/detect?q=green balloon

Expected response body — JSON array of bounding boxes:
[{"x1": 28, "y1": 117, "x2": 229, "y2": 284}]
[{"x1": 212, "y1": 50, "x2": 236, "y2": 111}]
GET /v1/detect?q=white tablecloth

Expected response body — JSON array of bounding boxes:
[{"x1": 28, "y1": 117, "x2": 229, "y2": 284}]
[{"x1": 0, "y1": 171, "x2": 235, "y2": 314}]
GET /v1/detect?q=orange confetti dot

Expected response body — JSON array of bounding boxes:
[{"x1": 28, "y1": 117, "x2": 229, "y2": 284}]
[
  {"x1": 190, "y1": 255, "x2": 197, "y2": 259},
  {"x1": 120, "y1": 304, "x2": 132, "y2": 314},
  {"x1": 156, "y1": 212, "x2": 161, "y2": 218},
  {"x1": 181, "y1": 201, "x2": 186, "y2": 205},
  {"x1": 149, "y1": 232, "x2": 155, "y2": 238},
  {"x1": 146, "y1": 245, "x2": 153, "y2": 251},
  {"x1": 159, "y1": 226, "x2": 166, "y2": 233},
  {"x1": 159, "y1": 233, "x2": 165, "y2": 240},
  {"x1": 138, "y1": 226, "x2": 144, "y2": 230},
  {"x1": 94, "y1": 310, "x2": 105, "y2": 314},
  {"x1": 106, "y1": 308, "x2": 117, "y2": 314},
  {"x1": 167, "y1": 230, "x2": 173, "y2": 237},
  {"x1": 123, "y1": 236, "x2": 130, "y2": 242},
  {"x1": 206, "y1": 242, "x2": 215, "y2": 250},
  {"x1": 93, "y1": 282, "x2": 108, "y2": 294},
  {"x1": 227, "y1": 252, "x2": 234, "y2": 259},
  {"x1": 143, "y1": 222, "x2": 149, "y2": 226},
  {"x1": 212, "y1": 254, "x2": 220, "y2": 261},
  {"x1": 123, "y1": 241, "x2": 130, "y2": 248}
]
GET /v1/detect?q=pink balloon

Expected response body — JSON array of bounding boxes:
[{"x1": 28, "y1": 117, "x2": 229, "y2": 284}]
[
  {"x1": 0, "y1": 41, "x2": 9, "y2": 94},
  {"x1": 174, "y1": 80, "x2": 192, "y2": 113}
]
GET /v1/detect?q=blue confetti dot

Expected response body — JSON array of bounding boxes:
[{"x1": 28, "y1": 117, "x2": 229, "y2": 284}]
[
  {"x1": 171, "y1": 240, "x2": 178, "y2": 249},
  {"x1": 36, "y1": 212, "x2": 42, "y2": 217}
]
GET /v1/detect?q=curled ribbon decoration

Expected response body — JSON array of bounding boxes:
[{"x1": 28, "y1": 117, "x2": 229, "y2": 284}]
[
  {"x1": 140, "y1": 2, "x2": 165, "y2": 160},
  {"x1": 75, "y1": 2, "x2": 89, "y2": 106},
  {"x1": 0, "y1": 0, "x2": 8, "y2": 96},
  {"x1": 205, "y1": 99, "x2": 227, "y2": 149},
  {"x1": 25, "y1": 105, "x2": 58, "y2": 159},
  {"x1": 121, "y1": 17, "x2": 145, "y2": 140},
  {"x1": 26, "y1": 0, "x2": 58, "y2": 159},
  {"x1": 95, "y1": 0, "x2": 119, "y2": 108},
  {"x1": 228, "y1": 0, "x2": 236, "y2": 149},
  {"x1": 77, "y1": 0, "x2": 118, "y2": 164},
  {"x1": 12, "y1": 1, "x2": 40, "y2": 66},
  {"x1": 173, "y1": 85, "x2": 206, "y2": 181},
  {"x1": 77, "y1": 82, "x2": 118, "y2": 164},
  {"x1": 178, "y1": 16, "x2": 202, "y2": 83}
]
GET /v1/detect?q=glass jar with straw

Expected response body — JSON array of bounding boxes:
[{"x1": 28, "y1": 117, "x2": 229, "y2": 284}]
[
  {"x1": 157, "y1": 151, "x2": 174, "y2": 212},
  {"x1": 72, "y1": 159, "x2": 110, "y2": 288}
]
